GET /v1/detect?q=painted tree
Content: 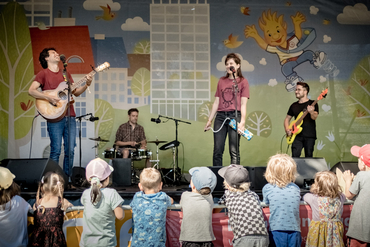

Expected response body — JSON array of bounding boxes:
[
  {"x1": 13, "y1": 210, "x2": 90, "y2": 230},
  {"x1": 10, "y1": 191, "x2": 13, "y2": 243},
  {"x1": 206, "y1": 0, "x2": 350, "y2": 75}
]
[
  {"x1": 197, "y1": 101, "x2": 213, "y2": 122},
  {"x1": 131, "y1": 68, "x2": 150, "y2": 98},
  {"x1": 94, "y1": 99, "x2": 115, "y2": 152},
  {"x1": 0, "y1": 2, "x2": 35, "y2": 159},
  {"x1": 246, "y1": 111, "x2": 272, "y2": 137},
  {"x1": 133, "y1": 39, "x2": 150, "y2": 54}
]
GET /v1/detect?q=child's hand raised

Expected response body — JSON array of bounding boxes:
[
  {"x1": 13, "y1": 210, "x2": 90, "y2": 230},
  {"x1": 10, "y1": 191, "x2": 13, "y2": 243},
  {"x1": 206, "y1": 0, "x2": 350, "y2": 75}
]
[{"x1": 343, "y1": 170, "x2": 354, "y2": 183}]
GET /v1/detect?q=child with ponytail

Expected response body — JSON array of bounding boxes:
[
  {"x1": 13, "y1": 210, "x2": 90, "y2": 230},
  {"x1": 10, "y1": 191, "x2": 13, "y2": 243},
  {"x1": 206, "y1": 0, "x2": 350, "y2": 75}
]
[
  {"x1": 29, "y1": 172, "x2": 73, "y2": 246},
  {"x1": 80, "y1": 158, "x2": 124, "y2": 247}
]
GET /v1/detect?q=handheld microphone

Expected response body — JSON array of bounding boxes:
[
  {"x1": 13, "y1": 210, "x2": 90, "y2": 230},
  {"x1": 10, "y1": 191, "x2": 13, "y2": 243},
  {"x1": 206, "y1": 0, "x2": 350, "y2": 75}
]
[
  {"x1": 59, "y1": 54, "x2": 68, "y2": 67},
  {"x1": 229, "y1": 66, "x2": 236, "y2": 73},
  {"x1": 89, "y1": 115, "x2": 99, "y2": 122},
  {"x1": 151, "y1": 117, "x2": 161, "y2": 124}
]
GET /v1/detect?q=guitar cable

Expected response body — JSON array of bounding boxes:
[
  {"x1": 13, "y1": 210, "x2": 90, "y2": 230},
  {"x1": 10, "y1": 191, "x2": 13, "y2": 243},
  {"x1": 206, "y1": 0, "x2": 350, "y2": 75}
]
[
  {"x1": 280, "y1": 133, "x2": 291, "y2": 154},
  {"x1": 29, "y1": 113, "x2": 40, "y2": 158}
]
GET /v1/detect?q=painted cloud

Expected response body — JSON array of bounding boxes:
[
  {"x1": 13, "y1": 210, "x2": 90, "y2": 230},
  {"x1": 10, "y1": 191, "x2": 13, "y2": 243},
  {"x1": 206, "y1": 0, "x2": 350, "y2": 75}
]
[
  {"x1": 83, "y1": 0, "x2": 121, "y2": 11},
  {"x1": 337, "y1": 3, "x2": 370, "y2": 25},
  {"x1": 121, "y1": 17, "x2": 150, "y2": 31}
]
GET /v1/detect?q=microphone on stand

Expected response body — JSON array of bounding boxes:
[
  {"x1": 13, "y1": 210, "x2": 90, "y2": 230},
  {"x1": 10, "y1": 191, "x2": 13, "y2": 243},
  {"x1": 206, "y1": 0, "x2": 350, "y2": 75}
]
[
  {"x1": 229, "y1": 66, "x2": 236, "y2": 74},
  {"x1": 60, "y1": 54, "x2": 68, "y2": 67},
  {"x1": 151, "y1": 117, "x2": 161, "y2": 124},
  {"x1": 89, "y1": 115, "x2": 99, "y2": 122}
]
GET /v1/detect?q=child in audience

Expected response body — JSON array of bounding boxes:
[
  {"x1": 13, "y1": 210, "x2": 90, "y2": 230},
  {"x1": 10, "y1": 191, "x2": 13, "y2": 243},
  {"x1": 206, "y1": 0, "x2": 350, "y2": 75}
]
[
  {"x1": 130, "y1": 168, "x2": 173, "y2": 247},
  {"x1": 262, "y1": 153, "x2": 301, "y2": 247},
  {"x1": 0, "y1": 167, "x2": 31, "y2": 247},
  {"x1": 303, "y1": 171, "x2": 345, "y2": 246},
  {"x1": 218, "y1": 164, "x2": 269, "y2": 247},
  {"x1": 343, "y1": 144, "x2": 370, "y2": 246},
  {"x1": 180, "y1": 167, "x2": 217, "y2": 247},
  {"x1": 80, "y1": 158, "x2": 124, "y2": 247},
  {"x1": 29, "y1": 172, "x2": 73, "y2": 247}
]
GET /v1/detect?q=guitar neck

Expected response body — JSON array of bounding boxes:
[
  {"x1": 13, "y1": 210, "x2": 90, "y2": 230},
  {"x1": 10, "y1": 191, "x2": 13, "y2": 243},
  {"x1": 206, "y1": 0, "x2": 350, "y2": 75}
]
[
  {"x1": 295, "y1": 99, "x2": 318, "y2": 125},
  {"x1": 70, "y1": 70, "x2": 96, "y2": 91}
]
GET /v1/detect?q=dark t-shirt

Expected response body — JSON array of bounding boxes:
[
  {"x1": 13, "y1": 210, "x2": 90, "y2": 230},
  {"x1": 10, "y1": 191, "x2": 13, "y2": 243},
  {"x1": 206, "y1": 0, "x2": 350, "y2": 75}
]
[
  {"x1": 287, "y1": 99, "x2": 319, "y2": 139},
  {"x1": 34, "y1": 69, "x2": 76, "y2": 117}
]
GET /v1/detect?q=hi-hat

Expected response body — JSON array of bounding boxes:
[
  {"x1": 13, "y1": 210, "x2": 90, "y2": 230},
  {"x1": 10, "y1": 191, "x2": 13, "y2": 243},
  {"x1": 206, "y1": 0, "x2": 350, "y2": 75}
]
[
  {"x1": 89, "y1": 137, "x2": 109, "y2": 142},
  {"x1": 147, "y1": 140, "x2": 167, "y2": 145}
]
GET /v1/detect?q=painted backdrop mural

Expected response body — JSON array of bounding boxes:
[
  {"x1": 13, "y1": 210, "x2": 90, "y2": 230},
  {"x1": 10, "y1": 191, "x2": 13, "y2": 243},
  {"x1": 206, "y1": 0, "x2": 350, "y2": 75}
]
[{"x1": 0, "y1": 0, "x2": 369, "y2": 171}]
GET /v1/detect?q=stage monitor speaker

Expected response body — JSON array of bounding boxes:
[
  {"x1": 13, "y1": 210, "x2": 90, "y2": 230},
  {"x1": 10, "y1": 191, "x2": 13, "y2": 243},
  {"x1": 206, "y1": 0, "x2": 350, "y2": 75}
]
[
  {"x1": 6, "y1": 158, "x2": 68, "y2": 190},
  {"x1": 246, "y1": 166, "x2": 268, "y2": 191},
  {"x1": 293, "y1": 157, "x2": 328, "y2": 188},
  {"x1": 208, "y1": 166, "x2": 225, "y2": 192},
  {"x1": 72, "y1": 167, "x2": 86, "y2": 187},
  {"x1": 111, "y1": 158, "x2": 131, "y2": 186},
  {"x1": 330, "y1": 161, "x2": 360, "y2": 175}
]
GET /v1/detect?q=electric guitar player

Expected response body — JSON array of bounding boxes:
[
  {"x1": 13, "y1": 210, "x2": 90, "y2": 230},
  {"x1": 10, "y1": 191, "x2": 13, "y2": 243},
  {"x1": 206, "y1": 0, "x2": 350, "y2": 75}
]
[{"x1": 284, "y1": 82, "x2": 328, "y2": 157}]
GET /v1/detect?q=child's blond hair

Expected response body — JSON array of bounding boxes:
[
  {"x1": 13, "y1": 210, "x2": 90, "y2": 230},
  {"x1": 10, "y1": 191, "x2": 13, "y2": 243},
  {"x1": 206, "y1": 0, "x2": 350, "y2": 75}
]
[
  {"x1": 310, "y1": 171, "x2": 342, "y2": 199},
  {"x1": 36, "y1": 172, "x2": 67, "y2": 212},
  {"x1": 223, "y1": 181, "x2": 250, "y2": 193},
  {"x1": 140, "y1": 168, "x2": 162, "y2": 190},
  {"x1": 264, "y1": 153, "x2": 297, "y2": 188}
]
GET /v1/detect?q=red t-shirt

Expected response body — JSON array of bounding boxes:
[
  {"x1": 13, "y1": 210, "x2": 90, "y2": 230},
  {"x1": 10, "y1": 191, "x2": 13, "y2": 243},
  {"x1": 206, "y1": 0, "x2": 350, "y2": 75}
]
[
  {"x1": 215, "y1": 77, "x2": 250, "y2": 111},
  {"x1": 34, "y1": 69, "x2": 76, "y2": 117}
]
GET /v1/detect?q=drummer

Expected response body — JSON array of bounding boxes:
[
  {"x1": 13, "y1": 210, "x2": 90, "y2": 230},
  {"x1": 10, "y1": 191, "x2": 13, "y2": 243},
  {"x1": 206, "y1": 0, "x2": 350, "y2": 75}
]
[{"x1": 115, "y1": 108, "x2": 151, "y2": 168}]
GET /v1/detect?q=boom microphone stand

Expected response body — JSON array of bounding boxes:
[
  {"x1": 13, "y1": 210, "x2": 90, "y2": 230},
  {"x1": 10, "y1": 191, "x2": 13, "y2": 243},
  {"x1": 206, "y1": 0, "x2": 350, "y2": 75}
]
[
  {"x1": 158, "y1": 115, "x2": 191, "y2": 184},
  {"x1": 61, "y1": 57, "x2": 73, "y2": 183},
  {"x1": 230, "y1": 67, "x2": 240, "y2": 164},
  {"x1": 75, "y1": 113, "x2": 92, "y2": 186}
]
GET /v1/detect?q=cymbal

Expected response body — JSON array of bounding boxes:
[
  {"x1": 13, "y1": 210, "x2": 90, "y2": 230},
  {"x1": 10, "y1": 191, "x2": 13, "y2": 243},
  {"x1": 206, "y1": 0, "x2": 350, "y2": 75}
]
[
  {"x1": 89, "y1": 137, "x2": 109, "y2": 142},
  {"x1": 147, "y1": 140, "x2": 167, "y2": 145}
]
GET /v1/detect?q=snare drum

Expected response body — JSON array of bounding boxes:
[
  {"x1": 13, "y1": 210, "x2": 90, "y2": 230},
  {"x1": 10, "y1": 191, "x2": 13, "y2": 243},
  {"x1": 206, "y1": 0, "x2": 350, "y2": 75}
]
[
  {"x1": 103, "y1": 148, "x2": 123, "y2": 159},
  {"x1": 130, "y1": 149, "x2": 152, "y2": 160}
]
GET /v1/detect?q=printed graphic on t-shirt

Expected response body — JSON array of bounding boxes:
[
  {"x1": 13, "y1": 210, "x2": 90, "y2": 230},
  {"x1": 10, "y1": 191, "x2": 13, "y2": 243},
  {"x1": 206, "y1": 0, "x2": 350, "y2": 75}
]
[{"x1": 221, "y1": 87, "x2": 235, "y2": 108}]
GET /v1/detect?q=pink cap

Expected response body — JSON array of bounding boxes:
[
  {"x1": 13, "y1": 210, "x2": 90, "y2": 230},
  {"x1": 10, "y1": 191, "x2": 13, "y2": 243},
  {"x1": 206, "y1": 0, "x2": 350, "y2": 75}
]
[
  {"x1": 86, "y1": 158, "x2": 113, "y2": 181},
  {"x1": 351, "y1": 144, "x2": 370, "y2": 167}
]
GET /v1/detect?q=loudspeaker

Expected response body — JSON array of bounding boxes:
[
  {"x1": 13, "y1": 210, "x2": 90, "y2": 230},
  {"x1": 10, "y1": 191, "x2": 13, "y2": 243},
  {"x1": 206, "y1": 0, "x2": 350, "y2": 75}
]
[
  {"x1": 111, "y1": 158, "x2": 131, "y2": 186},
  {"x1": 5, "y1": 158, "x2": 68, "y2": 190},
  {"x1": 293, "y1": 157, "x2": 328, "y2": 188},
  {"x1": 72, "y1": 167, "x2": 86, "y2": 187},
  {"x1": 246, "y1": 166, "x2": 268, "y2": 191},
  {"x1": 208, "y1": 166, "x2": 225, "y2": 192},
  {"x1": 330, "y1": 161, "x2": 360, "y2": 175}
]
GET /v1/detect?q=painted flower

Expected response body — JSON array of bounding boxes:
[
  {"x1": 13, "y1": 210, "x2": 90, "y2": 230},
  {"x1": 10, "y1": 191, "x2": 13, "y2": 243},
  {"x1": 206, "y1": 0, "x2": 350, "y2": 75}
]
[
  {"x1": 317, "y1": 140, "x2": 325, "y2": 150},
  {"x1": 326, "y1": 131, "x2": 335, "y2": 142}
]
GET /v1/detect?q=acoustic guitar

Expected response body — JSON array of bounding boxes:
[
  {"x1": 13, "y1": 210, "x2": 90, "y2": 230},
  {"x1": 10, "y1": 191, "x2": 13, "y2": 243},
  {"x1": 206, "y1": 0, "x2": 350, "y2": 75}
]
[
  {"x1": 36, "y1": 62, "x2": 110, "y2": 122},
  {"x1": 286, "y1": 88, "x2": 328, "y2": 145}
]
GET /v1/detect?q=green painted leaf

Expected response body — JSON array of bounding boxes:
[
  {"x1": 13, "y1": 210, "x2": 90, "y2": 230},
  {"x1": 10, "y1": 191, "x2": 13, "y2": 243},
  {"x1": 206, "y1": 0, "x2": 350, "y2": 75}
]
[{"x1": 131, "y1": 68, "x2": 150, "y2": 97}]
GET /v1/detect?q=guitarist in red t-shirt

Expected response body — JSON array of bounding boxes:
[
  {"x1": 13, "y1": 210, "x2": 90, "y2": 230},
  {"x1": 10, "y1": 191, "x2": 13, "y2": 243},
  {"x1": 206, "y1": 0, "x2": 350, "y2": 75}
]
[
  {"x1": 28, "y1": 48, "x2": 93, "y2": 178},
  {"x1": 284, "y1": 82, "x2": 319, "y2": 157}
]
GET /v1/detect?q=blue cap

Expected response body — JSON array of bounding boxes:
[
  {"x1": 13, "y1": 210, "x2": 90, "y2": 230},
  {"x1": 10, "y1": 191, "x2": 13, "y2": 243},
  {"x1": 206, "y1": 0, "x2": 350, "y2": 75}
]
[{"x1": 189, "y1": 167, "x2": 217, "y2": 192}]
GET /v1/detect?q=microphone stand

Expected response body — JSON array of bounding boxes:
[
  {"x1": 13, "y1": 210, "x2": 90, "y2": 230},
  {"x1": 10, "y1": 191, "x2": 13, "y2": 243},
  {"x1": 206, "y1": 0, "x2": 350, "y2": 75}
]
[
  {"x1": 159, "y1": 115, "x2": 191, "y2": 184},
  {"x1": 62, "y1": 61, "x2": 72, "y2": 183},
  {"x1": 231, "y1": 71, "x2": 240, "y2": 164},
  {"x1": 75, "y1": 113, "x2": 92, "y2": 186}
]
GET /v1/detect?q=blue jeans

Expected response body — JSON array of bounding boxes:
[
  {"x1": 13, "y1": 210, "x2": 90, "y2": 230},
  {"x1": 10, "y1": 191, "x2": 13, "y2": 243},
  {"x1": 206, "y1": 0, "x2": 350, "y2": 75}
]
[
  {"x1": 213, "y1": 111, "x2": 241, "y2": 166},
  {"x1": 281, "y1": 50, "x2": 315, "y2": 78},
  {"x1": 47, "y1": 117, "x2": 76, "y2": 177}
]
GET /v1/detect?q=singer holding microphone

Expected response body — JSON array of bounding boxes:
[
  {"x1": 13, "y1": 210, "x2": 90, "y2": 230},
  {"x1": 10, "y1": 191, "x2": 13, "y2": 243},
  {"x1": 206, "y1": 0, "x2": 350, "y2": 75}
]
[
  {"x1": 204, "y1": 53, "x2": 249, "y2": 166},
  {"x1": 28, "y1": 48, "x2": 92, "y2": 178}
]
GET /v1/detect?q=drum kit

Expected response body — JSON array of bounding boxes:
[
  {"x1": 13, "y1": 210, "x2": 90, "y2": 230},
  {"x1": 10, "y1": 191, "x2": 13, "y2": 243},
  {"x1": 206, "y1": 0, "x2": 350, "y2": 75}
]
[{"x1": 89, "y1": 137, "x2": 179, "y2": 185}]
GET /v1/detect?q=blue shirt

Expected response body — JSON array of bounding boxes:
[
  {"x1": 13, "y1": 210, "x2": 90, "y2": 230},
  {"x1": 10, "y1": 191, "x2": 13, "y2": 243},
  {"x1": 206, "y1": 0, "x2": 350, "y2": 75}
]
[
  {"x1": 262, "y1": 183, "x2": 301, "y2": 232},
  {"x1": 130, "y1": 191, "x2": 172, "y2": 247}
]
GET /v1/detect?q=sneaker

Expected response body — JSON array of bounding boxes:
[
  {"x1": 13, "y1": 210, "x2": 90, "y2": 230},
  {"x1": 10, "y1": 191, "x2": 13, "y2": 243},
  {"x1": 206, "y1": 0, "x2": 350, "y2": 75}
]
[{"x1": 313, "y1": 51, "x2": 327, "y2": 69}]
